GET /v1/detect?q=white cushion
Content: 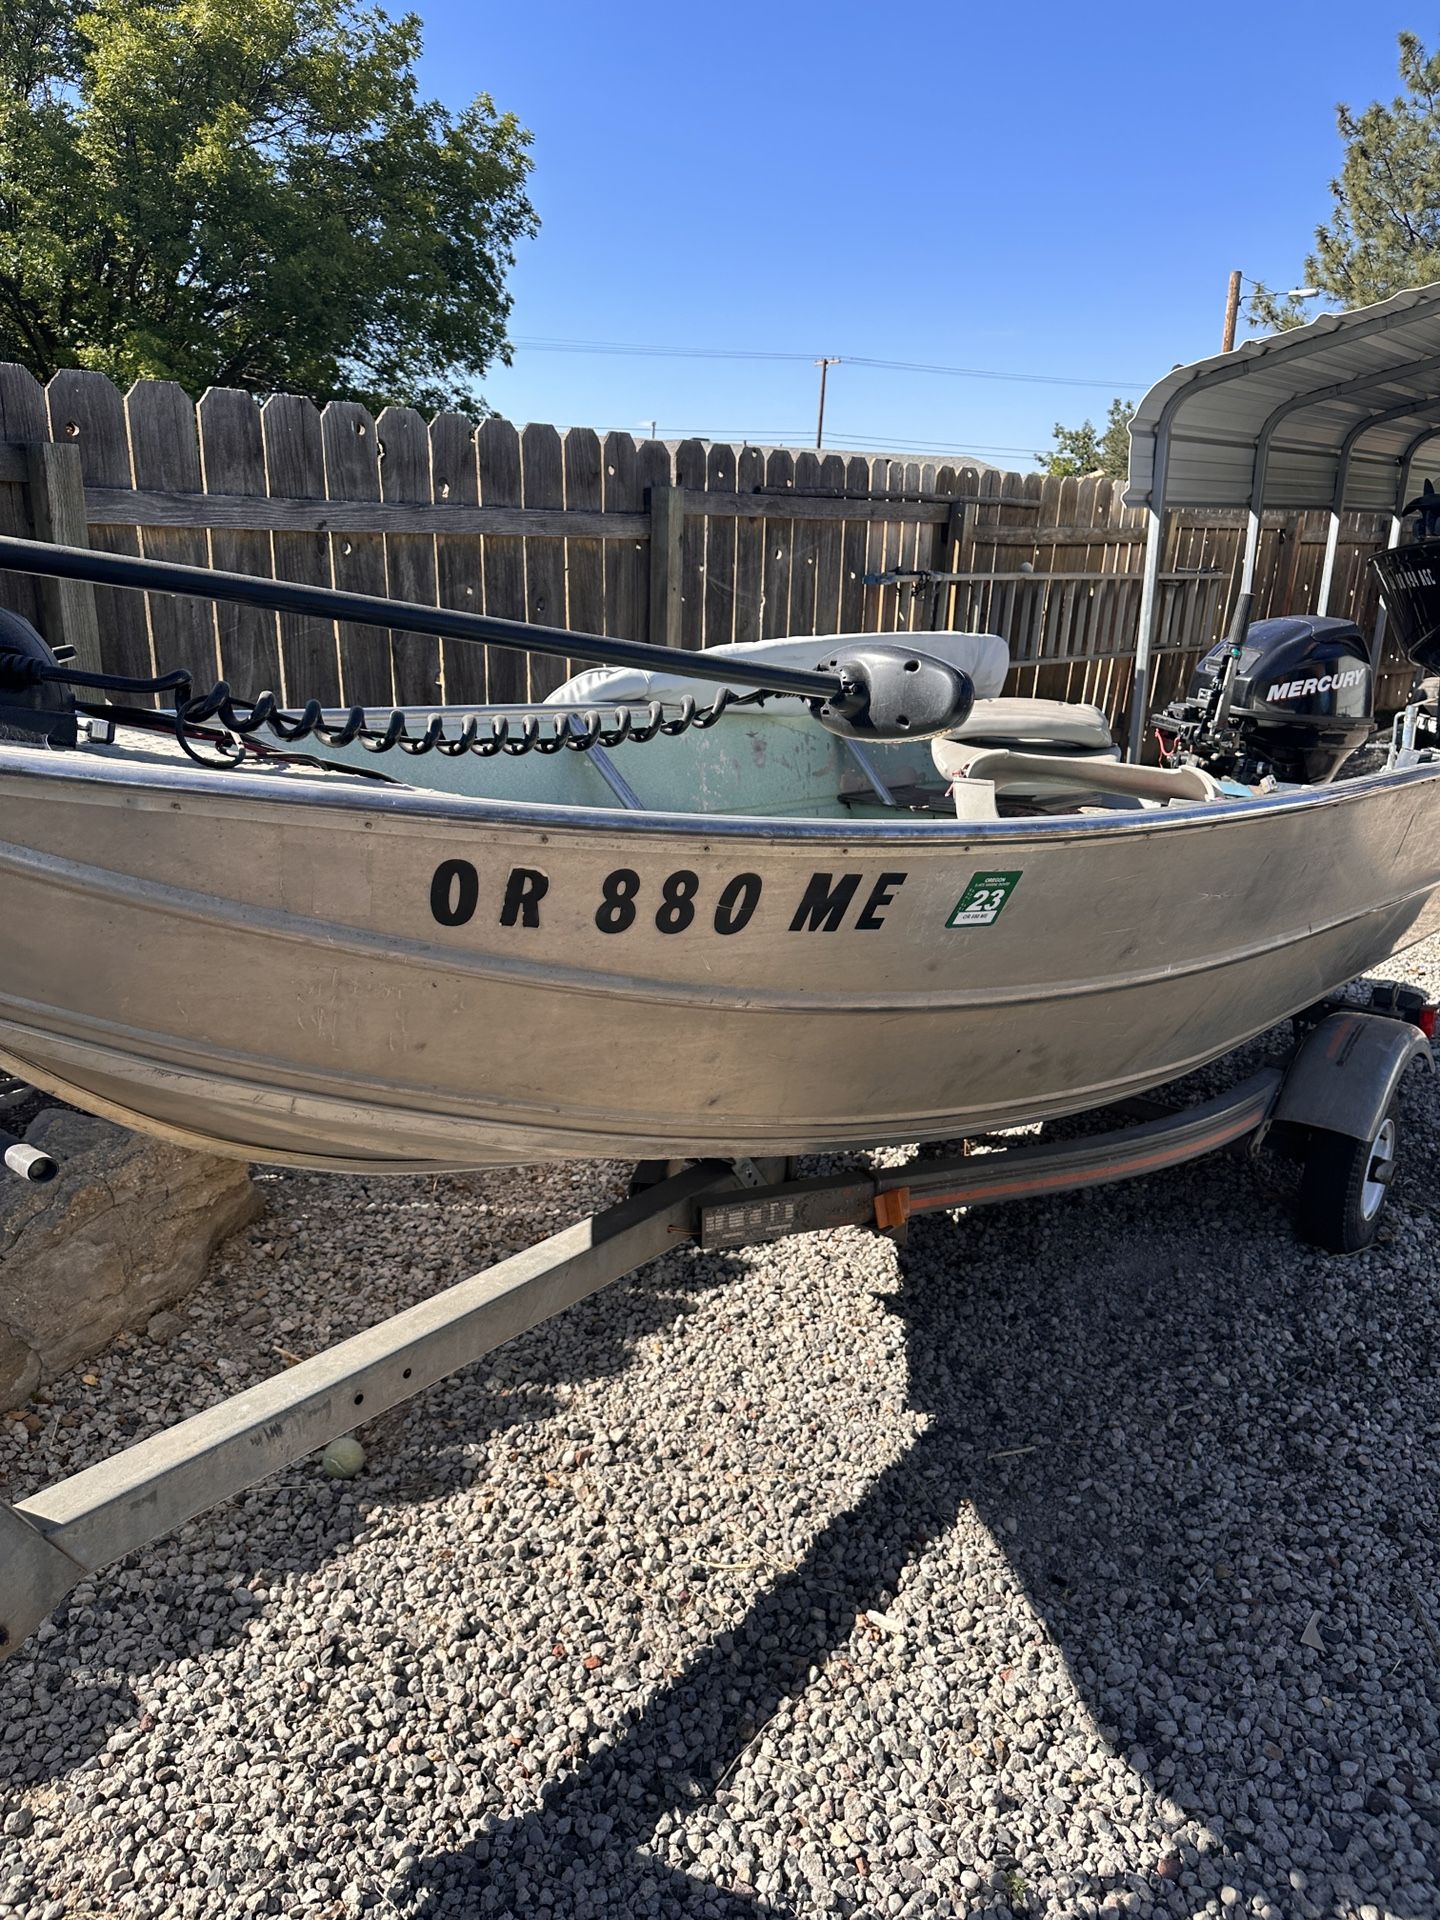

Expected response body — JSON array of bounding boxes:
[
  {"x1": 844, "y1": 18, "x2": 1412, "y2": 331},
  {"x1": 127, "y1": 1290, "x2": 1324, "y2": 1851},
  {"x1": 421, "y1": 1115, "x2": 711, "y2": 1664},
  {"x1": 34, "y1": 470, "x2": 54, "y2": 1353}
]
[
  {"x1": 948, "y1": 696, "x2": 1114, "y2": 753},
  {"x1": 548, "y1": 632, "x2": 1011, "y2": 708}
]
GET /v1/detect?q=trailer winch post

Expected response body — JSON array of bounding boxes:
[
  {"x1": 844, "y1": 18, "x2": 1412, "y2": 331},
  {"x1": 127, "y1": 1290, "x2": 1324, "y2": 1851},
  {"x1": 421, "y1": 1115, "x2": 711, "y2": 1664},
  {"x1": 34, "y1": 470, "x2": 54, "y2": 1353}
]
[{"x1": 0, "y1": 1159, "x2": 736, "y2": 1662}]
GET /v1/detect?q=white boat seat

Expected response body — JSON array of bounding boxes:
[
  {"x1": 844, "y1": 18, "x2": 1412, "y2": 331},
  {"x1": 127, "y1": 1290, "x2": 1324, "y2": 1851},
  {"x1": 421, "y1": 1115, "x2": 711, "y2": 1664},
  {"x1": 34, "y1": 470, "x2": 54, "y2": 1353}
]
[
  {"x1": 548, "y1": 632, "x2": 1011, "y2": 709},
  {"x1": 932, "y1": 740, "x2": 1225, "y2": 808},
  {"x1": 946, "y1": 696, "x2": 1114, "y2": 754}
]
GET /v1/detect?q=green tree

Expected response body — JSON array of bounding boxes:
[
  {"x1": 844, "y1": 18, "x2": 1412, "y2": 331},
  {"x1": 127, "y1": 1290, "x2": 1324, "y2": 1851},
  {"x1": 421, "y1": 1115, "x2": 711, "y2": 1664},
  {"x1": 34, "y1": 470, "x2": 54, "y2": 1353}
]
[
  {"x1": 1037, "y1": 397, "x2": 1134, "y2": 479},
  {"x1": 1248, "y1": 30, "x2": 1440, "y2": 331},
  {"x1": 0, "y1": 0, "x2": 537, "y2": 409}
]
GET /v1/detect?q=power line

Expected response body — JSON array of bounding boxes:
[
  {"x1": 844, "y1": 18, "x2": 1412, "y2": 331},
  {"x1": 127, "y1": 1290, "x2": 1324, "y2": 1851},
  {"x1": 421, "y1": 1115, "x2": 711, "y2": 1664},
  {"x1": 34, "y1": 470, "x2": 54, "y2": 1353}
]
[
  {"x1": 512, "y1": 335, "x2": 1143, "y2": 391},
  {"x1": 616, "y1": 425, "x2": 1044, "y2": 459}
]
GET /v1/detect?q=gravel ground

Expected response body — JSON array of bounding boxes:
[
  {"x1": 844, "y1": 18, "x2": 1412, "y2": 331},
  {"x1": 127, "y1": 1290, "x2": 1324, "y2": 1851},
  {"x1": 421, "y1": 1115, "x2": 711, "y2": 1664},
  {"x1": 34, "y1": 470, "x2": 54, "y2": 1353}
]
[{"x1": 3, "y1": 942, "x2": 1440, "y2": 1920}]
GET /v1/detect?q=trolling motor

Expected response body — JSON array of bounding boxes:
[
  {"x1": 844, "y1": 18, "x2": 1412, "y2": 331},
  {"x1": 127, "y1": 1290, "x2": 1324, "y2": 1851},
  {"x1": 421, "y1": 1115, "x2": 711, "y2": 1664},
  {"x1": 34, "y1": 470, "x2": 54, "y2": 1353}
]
[{"x1": 0, "y1": 535, "x2": 975, "y2": 757}]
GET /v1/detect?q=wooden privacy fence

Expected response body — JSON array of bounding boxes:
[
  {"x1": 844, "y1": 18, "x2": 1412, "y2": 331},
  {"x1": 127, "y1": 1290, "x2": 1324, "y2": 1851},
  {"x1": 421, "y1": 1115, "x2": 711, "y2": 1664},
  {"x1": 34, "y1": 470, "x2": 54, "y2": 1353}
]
[{"x1": 0, "y1": 363, "x2": 1410, "y2": 731}]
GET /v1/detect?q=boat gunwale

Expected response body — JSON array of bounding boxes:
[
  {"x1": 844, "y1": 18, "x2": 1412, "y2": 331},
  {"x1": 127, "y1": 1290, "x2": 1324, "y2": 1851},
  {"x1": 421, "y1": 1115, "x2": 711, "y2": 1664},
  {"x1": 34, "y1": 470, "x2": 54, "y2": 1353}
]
[{"x1": 3, "y1": 739, "x2": 1440, "y2": 846}]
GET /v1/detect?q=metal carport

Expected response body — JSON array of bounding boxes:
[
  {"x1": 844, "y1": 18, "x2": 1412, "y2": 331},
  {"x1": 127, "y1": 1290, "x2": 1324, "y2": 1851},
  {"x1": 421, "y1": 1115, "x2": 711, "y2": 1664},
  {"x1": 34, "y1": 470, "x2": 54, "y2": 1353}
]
[{"x1": 1124, "y1": 282, "x2": 1440, "y2": 758}]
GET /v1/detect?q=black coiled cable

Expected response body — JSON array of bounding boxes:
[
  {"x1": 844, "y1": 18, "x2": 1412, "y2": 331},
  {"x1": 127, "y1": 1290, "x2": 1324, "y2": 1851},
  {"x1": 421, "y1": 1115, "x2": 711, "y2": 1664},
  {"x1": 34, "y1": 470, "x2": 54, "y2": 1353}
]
[
  {"x1": 173, "y1": 680, "x2": 763, "y2": 767},
  {"x1": 0, "y1": 648, "x2": 769, "y2": 767}
]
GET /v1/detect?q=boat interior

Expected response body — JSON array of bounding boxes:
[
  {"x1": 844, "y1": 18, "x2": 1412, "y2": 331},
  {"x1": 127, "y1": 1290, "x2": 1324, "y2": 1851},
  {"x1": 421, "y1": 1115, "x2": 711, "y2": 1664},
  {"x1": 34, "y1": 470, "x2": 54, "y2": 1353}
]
[{"x1": 162, "y1": 631, "x2": 1243, "y2": 822}]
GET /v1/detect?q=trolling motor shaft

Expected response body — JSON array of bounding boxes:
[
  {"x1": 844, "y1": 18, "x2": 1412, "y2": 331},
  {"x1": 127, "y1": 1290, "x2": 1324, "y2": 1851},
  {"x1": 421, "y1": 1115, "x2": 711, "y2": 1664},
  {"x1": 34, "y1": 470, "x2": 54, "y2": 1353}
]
[{"x1": 0, "y1": 535, "x2": 974, "y2": 742}]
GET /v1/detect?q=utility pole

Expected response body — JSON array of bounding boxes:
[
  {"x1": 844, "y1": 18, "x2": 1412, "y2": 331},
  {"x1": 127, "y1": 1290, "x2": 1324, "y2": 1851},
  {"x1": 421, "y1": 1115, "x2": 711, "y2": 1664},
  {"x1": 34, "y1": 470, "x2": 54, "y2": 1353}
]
[
  {"x1": 1221, "y1": 269, "x2": 1242, "y2": 353},
  {"x1": 814, "y1": 358, "x2": 841, "y2": 449}
]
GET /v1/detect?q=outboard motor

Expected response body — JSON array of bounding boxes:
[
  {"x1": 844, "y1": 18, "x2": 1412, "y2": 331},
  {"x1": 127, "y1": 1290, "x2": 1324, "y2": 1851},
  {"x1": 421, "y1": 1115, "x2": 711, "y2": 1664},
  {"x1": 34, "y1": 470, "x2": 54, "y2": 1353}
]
[{"x1": 1155, "y1": 614, "x2": 1374, "y2": 785}]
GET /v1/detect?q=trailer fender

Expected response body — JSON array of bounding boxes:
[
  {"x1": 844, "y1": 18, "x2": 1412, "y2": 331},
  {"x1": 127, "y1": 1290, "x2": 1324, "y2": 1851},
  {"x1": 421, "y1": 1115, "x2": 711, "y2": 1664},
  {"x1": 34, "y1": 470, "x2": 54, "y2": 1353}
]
[{"x1": 1275, "y1": 1010, "x2": 1433, "y2": 1142}]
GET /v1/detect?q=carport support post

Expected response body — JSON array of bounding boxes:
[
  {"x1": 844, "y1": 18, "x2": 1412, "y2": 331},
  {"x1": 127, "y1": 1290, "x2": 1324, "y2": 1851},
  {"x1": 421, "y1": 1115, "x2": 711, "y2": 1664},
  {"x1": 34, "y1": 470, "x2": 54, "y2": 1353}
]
[
  {"x1": 1316, "y1": 434, "x2": 1357, "y2": 617},
  {"x1": 1316, "y1": 513, "x2": 1342, "y2": 618},
  {"x1": 1127, "y1": 428, "x2": 1170, "y2": 762},
  {"x1": 1238, "y1": 426, "x2": 1273, "y2": 609}
]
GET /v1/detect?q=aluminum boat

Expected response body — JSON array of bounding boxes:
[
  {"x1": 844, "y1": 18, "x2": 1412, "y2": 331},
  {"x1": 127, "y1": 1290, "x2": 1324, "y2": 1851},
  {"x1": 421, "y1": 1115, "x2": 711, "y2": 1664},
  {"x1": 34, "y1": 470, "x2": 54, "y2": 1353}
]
[{"x1": 1, "y1": 542, "x2": 1438, "y2": 1175}]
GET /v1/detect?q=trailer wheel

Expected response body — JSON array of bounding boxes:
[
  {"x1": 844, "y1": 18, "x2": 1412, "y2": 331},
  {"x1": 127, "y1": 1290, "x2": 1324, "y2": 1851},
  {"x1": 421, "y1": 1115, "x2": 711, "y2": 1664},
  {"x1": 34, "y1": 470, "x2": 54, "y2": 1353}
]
[{"x1": 1296, "y1": 1108, "x2": 1399, "y2": 1253}]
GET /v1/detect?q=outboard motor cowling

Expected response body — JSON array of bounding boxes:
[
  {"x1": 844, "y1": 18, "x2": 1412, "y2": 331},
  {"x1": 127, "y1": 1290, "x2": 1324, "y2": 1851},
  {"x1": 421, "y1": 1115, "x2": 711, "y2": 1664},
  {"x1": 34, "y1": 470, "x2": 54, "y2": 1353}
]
[{"x1": 1156, "y1": 614, "x2": 1373, "y2": 785}]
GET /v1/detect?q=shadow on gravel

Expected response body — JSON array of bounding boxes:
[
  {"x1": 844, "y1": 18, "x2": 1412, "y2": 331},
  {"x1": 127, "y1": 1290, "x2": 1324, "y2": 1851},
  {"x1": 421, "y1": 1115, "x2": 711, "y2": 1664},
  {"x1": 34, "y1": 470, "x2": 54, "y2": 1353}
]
[
  {"x1": 9, "y1": 1057, "x2": 1439, "y2": 1915},
  {"x1": 403, "y1": 1061, "x2": 1440, "y2": 1918},
  {"x1": 0, "y1": 1239, "x2": 764, "y2": 1788}
]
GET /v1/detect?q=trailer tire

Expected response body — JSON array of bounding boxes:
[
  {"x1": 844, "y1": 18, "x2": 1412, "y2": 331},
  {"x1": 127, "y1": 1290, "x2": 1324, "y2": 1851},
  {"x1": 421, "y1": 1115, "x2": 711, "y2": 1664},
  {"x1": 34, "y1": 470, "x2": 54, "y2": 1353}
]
[{"x1": 1296, "y1": 1108, "x2": 1399, "y2": 1253}]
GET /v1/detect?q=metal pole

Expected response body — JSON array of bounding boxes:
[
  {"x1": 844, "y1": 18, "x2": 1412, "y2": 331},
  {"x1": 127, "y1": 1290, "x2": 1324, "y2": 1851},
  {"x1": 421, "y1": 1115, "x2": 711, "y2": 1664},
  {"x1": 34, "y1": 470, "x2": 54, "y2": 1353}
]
[
  {"x1": 0, "y1": 535, "x2": 848, "y2": 705},
  {"x1": 1238, "y1": 419, "x2": 1274, "y2": 604},
  {"x1": 1221, "y1": 269, "x2": 1243, "y2": 353},
  {"x1": 1317, "y1": 440, "x2": 1353, "y2": 616},
  {"x1": 0, "y1": 1161, "x2": 736, "y2": 1659},
  {"x1": 815, "y1": 358, "x2": 840, "y2": 450},
  {"x1": 1127, "y1": 418, "x2": 1170, "y2": 762}
]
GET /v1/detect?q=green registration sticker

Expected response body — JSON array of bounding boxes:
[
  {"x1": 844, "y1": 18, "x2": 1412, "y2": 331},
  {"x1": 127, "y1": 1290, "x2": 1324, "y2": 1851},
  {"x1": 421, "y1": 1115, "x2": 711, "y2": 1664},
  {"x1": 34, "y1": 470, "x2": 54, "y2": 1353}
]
[{"x1": 947, "y1": 869, "x2": 1022, "y2": 928}]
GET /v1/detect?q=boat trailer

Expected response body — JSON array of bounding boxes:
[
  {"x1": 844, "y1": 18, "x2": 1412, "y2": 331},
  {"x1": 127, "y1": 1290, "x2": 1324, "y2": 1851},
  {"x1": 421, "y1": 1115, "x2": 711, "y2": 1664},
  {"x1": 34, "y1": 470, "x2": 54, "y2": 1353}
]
[{"x1": 0, "y1": 998, "x2": 1430, "y2": 1664}]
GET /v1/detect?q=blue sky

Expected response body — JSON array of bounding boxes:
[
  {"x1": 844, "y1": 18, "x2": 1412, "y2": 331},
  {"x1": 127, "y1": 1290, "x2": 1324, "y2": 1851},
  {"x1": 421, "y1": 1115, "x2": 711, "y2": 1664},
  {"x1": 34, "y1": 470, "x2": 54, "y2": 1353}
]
[{"x1": 413, "y1": 2, "x2": 1422, "y2": 465}]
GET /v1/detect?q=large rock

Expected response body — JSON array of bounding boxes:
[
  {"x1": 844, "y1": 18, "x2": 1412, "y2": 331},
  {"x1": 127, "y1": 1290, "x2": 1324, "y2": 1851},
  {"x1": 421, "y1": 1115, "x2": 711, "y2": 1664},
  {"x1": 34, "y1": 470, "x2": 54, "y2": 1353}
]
[{"x1": 0, "y1": 1109, "x2": 262, "y2": 1411}]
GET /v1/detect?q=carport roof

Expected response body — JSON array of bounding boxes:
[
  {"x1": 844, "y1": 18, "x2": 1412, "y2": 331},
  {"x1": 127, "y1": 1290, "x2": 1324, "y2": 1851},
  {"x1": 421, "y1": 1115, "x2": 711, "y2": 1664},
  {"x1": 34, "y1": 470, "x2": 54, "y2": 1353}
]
[{"x1": 1125, "y1": 283, "x2": 1440, "y2": 515}]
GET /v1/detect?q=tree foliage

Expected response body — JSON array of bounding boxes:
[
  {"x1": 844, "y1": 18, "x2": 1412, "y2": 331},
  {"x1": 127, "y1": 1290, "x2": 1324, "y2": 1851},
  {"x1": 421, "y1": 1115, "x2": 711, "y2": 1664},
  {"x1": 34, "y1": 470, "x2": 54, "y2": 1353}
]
[
  {"x1": 0, "y1": 0, "x2": 537, "y2": 409},
  {"x1": 1248, "y1": 30, "x2": 1440, "y2": 331},
  {"x1": 1037, "y1": 397, "x2": 1134, "y2": 480}
]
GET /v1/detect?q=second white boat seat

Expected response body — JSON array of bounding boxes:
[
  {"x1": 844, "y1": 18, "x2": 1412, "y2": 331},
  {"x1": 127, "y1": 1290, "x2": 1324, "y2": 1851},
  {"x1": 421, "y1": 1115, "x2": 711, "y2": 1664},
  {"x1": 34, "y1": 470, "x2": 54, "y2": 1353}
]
[
  {"x1": 946, "y1": 696, "x2": 1115, "y2": 756},
  {"x1": 547, "y1": 631, "x2": 1012, "y2": 709}
]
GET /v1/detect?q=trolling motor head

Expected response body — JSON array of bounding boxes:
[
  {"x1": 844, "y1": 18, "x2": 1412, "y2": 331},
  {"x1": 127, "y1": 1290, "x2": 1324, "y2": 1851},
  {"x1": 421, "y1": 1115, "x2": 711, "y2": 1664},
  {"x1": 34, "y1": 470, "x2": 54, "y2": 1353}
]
[
  {"x1": 807, "y1": 644, "x2": 974, "y2": 740},
  {"x1": 0, "y1": 609, "x2": 77, "y2": 747}
]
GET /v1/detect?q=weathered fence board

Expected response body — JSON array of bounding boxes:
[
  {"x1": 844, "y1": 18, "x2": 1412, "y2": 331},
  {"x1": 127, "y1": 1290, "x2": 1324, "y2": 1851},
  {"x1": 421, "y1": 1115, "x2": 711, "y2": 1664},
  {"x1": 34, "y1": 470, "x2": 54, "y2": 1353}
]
[
  {"x1": 732, "y1": 445, "x2": 766, "y2": 646},
  {"x1": 0, "y1": 366, "x2": 50, "y2": 639},
  {"x1": 563, "y1": 426, "x2": 605, "y2": 662},
  {"x1": 47, "y1": 369, "x2": 152, "y2": 681},
  {"x1": 838, "y1": 454, "x2": 870, "y2": 632},
  {"x1": 521, "y1": 422, "x2": 568, "y2": 696},
  {"x1": 702, "y1": 440, "x2": 737, "y2": 650},
  {"x1": 602, "y1": 430, "x2": 645, "y2": 651},
  {"x1": 321, "y1": 402, "x2": 392, "y2": 705},
  {"x1": 0, "y1": 365, "x2": 1408, "y2": 742},
  {"x1": 430, "y1": 411, "x2": 485, "y2": 704},
  {"x1": 126, "y1": 382, "x2": 217, "y2": 689},
  {"x1": 761, "y1": 450, "x2": 794, "y2": 641},
  {"x1": 477, "y1": 417, "x2": 525, "y2": 703},
  {"x1": 260, "y1": 393, "x2": 339, "y2": 704},
  {"x1": 675, "y1": 438, "x2": 707, "y2": 651},
  {"x1": 377, "y1": 406, "x2": 440, "y2": 704},
  {"x1": 197, "y1": 388, "x2": 281, "y2": 694}
]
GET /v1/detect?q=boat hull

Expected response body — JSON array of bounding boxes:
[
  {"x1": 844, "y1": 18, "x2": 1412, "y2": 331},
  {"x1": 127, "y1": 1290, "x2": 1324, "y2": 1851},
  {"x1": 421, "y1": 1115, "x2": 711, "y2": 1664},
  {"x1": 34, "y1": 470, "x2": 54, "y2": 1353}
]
[{"x1": 3, "y1": 748, "x2": 1440, "y2": 1171}]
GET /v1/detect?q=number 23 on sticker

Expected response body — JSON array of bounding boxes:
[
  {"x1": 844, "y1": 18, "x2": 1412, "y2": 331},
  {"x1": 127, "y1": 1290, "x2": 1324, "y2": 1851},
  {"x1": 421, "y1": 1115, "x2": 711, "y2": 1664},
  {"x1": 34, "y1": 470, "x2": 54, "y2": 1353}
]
[{"x1": 947, "y1": 870, "x2": 1022, "y2": 928}]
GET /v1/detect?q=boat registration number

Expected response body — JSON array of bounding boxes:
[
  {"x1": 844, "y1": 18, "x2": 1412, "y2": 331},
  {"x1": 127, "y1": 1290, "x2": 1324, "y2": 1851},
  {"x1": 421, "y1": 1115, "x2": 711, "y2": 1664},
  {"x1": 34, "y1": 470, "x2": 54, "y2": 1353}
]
[{"x1": 428, "y1": 861, "x2": 914, "y2": 936}]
